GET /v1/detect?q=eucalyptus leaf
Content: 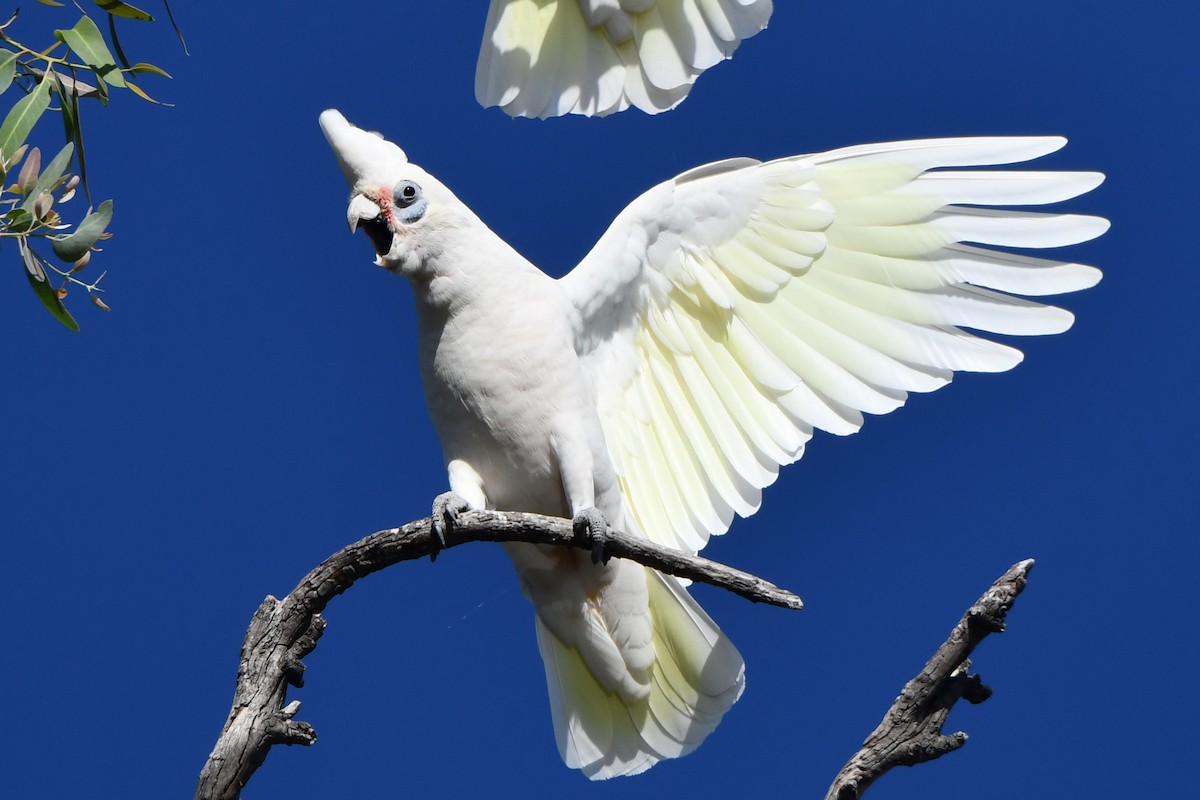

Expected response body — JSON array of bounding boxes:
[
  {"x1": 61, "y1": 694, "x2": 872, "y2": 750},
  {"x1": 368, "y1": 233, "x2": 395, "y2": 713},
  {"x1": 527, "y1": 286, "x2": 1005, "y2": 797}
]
[
  {"x1": 48, "y1": 69, "x2": 101, "y2": 99},
  {"x1": 126, "y1": 81, "x2": 162, "y2": 104},
  {"x1": 5, "y1": 207, "x2": 35, "y2": 233},
  {"x1": 51, "y1": 199, "x2": 112, "y2": 262},
  {"x1": 95, "y1": 0, "x2": 154, "y2": 21},
  {"x1": 107, "y1": 11, "x2": 132, "y2": 70},
  {"x1": 93, "y1": 73, "x2": 110, "y2": 105},
  {"x1": 129, "y1": 62, "x2": 172, "y2": 78},
  {"x1": 56, "y1": 76, "x2": 77, "y2": 150},
  {"x1": 0, "y1": 75, "x2": 52, "y2": 162},
  {"x1": 16, "y1": 146, "x2": 41, "y2": 195},
  {"x1": 66, "y1": 77, "x2": 90, "y2": 202},
  {"x1": 20, "y1": 239, "x2": 46, "y2": 280},
  {"x1": 24, "y1": 248, "x2": 79, "y2": 331},
  {"x1": 0, "y1": 49, "x2": 18, "y2": 96},
  {"x1": 55, "y1": 16, "x2": 126, "y2": 88},
  {"x1": 163, "y1": 0, "x2": 189, "y2": 55},
  {"x1": 21, "y1": 142, "x2": 74, "y2": 211}
]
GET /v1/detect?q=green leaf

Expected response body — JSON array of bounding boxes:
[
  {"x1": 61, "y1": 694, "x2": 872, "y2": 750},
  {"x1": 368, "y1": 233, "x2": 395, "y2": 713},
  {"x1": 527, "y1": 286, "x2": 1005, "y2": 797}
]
[
  {"x1": 95, "y1": 0, "x2": 154, "y2": 21},
  {"x1": 0, "y1": 74, "x2": 52, "y2": 162},
  {"x1": 125, "y1": 80, "x2": 165, "y2": 104},
  {"x1": 21, "y1": 142, "x2": 74, "y2": 211},
  {"x1": 22, "y1": 242, "x2": 80, "y2": 331},
  {"x1": 0, "y1": 49, "x2": 18, "y2": 96},
  {"x1": 55, "y1": 16, "x2": 126, "y2": 88},
  {"x1": 107, "y1": 11, "x2": 132, "y2": 70},
  {"x1": 38, "y1": 0, "x2": 67, "y2": 6},
  {"x1": 129, "y1": 62, "x2": 172, "y2": 78},
  {"x1": 52, "y1": 198, "x2": 112, "y2": 262},
  {"x1": 55, "y1": 75, "x2": 77, "y2": 146},
  {"x1": 4, "y1": 207, "x2": 35, "y2": 233},
  {"x1": 65, "y1": 74, "x2": 91, "y2": 202}
]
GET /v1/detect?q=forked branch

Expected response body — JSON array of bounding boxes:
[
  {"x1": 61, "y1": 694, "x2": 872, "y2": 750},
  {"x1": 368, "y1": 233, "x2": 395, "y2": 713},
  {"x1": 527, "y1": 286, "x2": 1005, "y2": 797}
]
[{"x1": 825, "y1": 559, "x2": 1035, "y2": 800}]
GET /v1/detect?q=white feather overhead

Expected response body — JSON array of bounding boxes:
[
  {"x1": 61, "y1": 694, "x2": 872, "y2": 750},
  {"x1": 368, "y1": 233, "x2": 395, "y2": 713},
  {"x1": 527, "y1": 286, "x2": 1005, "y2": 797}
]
[
  {"x1": 476, "y1": 0, "x2": 773, "y2": 118},
  {"x1": 560, "y1": 137, "x2": 1107, "y2": 554}
]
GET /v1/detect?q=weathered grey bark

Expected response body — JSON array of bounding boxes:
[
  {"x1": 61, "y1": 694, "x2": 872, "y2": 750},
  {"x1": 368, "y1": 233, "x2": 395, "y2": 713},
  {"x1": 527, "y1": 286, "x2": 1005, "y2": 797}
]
[
  {"x1": 196, "y1": 510, "x2": 1034, "y2": 800},
  {"x1": 195, "y1": 509, "x2": 803, "y2": 800},
  {"x1": 824, "y1": 559, "x2": 1035, "y2": 800}
]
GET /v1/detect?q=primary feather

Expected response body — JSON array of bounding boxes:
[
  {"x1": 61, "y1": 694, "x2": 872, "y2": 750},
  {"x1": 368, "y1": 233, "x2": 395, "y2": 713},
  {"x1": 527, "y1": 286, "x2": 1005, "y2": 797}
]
[
  {"x1": 320, "y1": 110, "x2": 1105, "y2": 778},
  {"x1": 477, "y1": 0, "x2": 773, "y2": 117}
]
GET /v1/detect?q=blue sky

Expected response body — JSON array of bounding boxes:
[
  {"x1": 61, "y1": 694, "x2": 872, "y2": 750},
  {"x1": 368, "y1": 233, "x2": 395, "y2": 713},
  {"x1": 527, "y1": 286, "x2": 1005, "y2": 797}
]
[{"x1": 2, "y1": 2, "x2": 1194, "y2": 797}]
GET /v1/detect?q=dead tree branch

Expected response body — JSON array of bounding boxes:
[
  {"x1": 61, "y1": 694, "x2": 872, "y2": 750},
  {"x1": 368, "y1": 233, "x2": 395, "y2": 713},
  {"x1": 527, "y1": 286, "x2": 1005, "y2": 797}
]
[
  {"x1": 824, "y1": 559, "x2": 1035, "y2": 800},
  {"x1": 195, "y1": 509, "x2": 803, "y2": 800}
]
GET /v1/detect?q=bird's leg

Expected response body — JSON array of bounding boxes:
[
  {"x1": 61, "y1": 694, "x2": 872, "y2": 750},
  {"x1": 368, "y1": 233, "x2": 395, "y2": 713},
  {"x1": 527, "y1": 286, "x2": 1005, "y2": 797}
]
[
  {"x1": 431, "y1": 491, "x2": 470, "y2": 562},
  {"x1": 572, "y1": 507, "x2": 610, "y2": 565},
  {"x1": 432, "y1": 460, "x2": 487, "y2": 562},
  {"x1": 550, "y1": 425, "x2": 610, "y2": 564}
]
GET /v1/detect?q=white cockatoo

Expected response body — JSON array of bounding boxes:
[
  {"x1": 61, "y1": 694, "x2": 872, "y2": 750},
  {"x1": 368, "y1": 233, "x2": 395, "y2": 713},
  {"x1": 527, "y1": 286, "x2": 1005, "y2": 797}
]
[
  {"x1": 476, "y1": 0, "x2": 773, "y2": 118},
  {"x1": 319, "y1": 109, "x2": 1105, "y2": 779}
]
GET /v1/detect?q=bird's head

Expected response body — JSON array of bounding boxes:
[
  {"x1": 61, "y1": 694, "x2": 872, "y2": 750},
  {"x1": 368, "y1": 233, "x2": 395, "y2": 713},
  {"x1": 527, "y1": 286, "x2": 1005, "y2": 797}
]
[{"x1": 320, "y1": 109, "x2": 463, "y2": 276}]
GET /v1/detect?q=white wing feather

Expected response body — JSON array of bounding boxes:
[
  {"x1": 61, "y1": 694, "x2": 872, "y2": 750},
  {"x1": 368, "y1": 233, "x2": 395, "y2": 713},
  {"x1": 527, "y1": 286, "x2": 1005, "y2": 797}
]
[
  {"x1": 477, "y1": 0, "x2": 773, "y2": 118},
  {"x1": 560, "y1": 137, "x2": 1106, "y2": 554}
]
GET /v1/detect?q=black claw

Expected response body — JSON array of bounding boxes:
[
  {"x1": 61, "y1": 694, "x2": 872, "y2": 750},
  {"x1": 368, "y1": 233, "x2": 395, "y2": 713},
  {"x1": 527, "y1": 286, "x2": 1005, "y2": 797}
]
[
  {"x1": 434, "y1": 525, "x2": 448, "y2": 563},
  {"x1": 573, "y1": 507, "x2": 610, "y2": 565}
]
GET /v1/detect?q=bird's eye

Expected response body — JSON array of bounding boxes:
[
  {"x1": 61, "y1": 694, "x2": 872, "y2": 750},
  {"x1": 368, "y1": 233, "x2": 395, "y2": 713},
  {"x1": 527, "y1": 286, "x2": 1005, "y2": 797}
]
[
  {"x1": 392, "y1": 180, "x2": 427, "y2": 223},
  {"x1": 394, "y1": 181, "x2": 421, "y2": 208}
]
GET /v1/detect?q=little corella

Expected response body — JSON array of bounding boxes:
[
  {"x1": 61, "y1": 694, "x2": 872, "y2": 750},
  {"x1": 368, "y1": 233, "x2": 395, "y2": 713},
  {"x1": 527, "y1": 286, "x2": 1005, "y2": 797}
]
[{"x1": 321, "y1": 109, "x2": 1105, "y2": 778}]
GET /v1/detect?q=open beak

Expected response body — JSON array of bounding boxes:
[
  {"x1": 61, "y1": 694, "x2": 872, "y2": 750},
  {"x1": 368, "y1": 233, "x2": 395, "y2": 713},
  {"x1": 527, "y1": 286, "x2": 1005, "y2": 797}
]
[
  {"x1": 346, "y1": 193, "x2": 393, "y2": 258},
  {"x1": 320, "y1": 109, "x2": 408, "y2": 262},
  {"x1": 346, "y1": 194, "x2": 379, "y2": 234}
]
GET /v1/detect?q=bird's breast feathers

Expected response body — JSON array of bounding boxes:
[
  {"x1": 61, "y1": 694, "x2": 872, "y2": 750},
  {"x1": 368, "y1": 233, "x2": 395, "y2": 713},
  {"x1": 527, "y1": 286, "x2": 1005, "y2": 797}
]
[{"x1": 417, "y1": 277, "x2": 598, "y2": 514}]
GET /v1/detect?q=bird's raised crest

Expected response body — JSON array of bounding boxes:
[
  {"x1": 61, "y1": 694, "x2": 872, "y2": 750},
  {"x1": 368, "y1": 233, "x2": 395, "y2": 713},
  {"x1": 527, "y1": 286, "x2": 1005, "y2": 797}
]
[{"x1": 320, "y1": 109, "x2": 409, "y2": 190}]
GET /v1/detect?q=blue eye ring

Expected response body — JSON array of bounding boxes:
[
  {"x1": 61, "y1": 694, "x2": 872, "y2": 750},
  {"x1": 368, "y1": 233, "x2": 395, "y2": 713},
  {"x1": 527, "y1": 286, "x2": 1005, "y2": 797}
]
[
  {"x1": 392, "y1": 180, "x2": 426, "y2": 223},
  {"x1": 394, "y1": 181, "x2": 421, "y2": 208}
]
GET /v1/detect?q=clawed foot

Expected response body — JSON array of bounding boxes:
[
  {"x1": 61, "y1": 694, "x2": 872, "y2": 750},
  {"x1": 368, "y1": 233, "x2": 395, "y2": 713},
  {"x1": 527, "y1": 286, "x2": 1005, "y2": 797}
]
[
  {"x1": 431, "y1": 491, "x2": 470, "y2": 562},
  {"x1": 573, "y1": 507, "x2": 610, "y2": 565}
]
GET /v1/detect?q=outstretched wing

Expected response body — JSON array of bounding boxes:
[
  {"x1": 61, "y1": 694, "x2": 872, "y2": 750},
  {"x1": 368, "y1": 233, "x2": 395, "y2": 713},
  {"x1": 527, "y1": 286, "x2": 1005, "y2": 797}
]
[
  {"x1": 559, "y1": 138, "x2": 1106, "y2": 554},
  {"x1": 476, "y1": 0, "x2": 772, "y2": 118}
]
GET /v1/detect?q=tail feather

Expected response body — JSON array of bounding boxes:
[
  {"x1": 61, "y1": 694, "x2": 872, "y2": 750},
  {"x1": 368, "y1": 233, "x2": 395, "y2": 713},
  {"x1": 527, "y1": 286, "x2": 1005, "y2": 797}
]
[{"x1": 534, "y1": 569, "x2": 744, "y2": 780}]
